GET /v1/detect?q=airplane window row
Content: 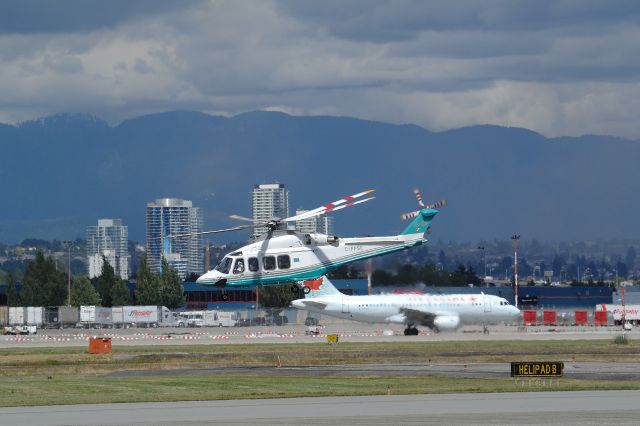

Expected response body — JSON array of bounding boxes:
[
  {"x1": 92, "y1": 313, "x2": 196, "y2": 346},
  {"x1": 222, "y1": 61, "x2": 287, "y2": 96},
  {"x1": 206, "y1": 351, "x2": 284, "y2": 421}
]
[{"x1": 230, "y1": 255, "x2": 291, "y2": 274}]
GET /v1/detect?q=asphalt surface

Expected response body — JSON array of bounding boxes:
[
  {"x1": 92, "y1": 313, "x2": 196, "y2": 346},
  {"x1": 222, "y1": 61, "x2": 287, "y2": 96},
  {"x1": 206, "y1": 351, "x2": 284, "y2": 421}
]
[
  {"x1": 1, "y1": 324, "x2": 638, "y2": 348},
  {"x1": 100, "y1": 361, "x2": 640, "y2": 381},
  {"x1": 1, "y1": 391, "x2": 638, "y2": 425}
]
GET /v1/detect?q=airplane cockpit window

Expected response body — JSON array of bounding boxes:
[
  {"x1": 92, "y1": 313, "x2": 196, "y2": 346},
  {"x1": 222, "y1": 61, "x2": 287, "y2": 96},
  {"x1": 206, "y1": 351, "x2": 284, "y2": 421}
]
[
  {"x1": 277, "y1": 255, "x2": 291, "y2": 269},
  {"x1": 248, "y1": 257, "x2": 259, "y2": 272},
  {"x1": 263, "y1": 256, "x2": 276, "y2": 270},
  {"x1": 215, "y1": 257, "x2": 232, "y2": 274},
  {"x1": 233, "y1": 258, "x2": 245, "y2": 274}
]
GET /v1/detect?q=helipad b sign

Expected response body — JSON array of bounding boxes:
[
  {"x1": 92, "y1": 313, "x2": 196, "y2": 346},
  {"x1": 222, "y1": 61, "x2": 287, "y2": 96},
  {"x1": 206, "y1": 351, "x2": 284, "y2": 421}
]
[{"x1": 511, "y1": 362, "x2": 564, "y2": 377}]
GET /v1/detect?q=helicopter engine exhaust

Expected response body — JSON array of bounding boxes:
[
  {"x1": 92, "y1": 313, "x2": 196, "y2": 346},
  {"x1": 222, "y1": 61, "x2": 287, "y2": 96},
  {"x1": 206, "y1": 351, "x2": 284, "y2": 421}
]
[{"x1": 306, "y1": 234, "x2": 339, "y2": 246}]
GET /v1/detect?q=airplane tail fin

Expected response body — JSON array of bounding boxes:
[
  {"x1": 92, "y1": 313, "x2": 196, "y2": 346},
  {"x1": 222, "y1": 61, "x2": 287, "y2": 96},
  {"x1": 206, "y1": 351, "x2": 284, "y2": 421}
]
[
  {"x1": 301, "y1": 276, "x2": 342, "y2": 298},
  {"x1": 401, "y1": 208, "x2": 438, "y2": 236}
]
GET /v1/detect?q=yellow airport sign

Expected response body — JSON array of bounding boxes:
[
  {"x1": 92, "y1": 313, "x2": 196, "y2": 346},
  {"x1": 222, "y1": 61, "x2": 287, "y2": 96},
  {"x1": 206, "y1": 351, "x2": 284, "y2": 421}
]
[{"x1": 511, "y1": 362, "x2": 563, "y2": 377}]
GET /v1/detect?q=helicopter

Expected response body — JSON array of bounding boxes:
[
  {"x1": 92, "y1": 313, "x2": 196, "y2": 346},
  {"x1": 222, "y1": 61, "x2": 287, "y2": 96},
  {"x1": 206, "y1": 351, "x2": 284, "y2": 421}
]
[{"x1": 169, "y1": 188, "x2": 446, "y2": 292}]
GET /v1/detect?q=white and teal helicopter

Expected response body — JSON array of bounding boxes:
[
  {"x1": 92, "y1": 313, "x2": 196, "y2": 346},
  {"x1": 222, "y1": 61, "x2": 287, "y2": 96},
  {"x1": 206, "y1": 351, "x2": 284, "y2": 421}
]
[{"x1": 175, "y1": 189, "x2": 446, "y2": 292}]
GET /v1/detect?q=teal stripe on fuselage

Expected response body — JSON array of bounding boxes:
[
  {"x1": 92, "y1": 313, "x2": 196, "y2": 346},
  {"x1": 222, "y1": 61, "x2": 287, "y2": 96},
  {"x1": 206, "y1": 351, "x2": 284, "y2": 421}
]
[{"x1": 197, "y1": 238, "x2": 424, "y2": 287}]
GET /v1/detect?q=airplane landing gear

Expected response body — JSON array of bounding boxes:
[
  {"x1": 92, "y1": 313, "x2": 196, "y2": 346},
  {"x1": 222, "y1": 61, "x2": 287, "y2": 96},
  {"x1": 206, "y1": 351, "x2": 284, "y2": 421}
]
[
  {"x1": 404, "y1": 326, "x2": 419, "y2": 336},
  {"x1": 483, "y1": 324, "x2": 490, "y2": 334}
]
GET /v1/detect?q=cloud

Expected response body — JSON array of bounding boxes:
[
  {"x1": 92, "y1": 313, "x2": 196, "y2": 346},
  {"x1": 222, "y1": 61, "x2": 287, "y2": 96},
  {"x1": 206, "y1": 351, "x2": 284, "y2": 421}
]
[{"x1": 0, "y1": 0, "x2": 639, "y2": 139}]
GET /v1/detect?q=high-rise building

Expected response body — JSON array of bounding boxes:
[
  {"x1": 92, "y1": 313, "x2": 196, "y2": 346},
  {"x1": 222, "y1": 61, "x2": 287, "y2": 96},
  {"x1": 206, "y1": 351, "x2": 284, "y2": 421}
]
[
  {"x1": 295, "y1": 210, "x2": 334, "y2": 235},
  {"x1": 251, "y1": 183, "x2": 289, "y2": 240},
  {"x1": 146, "y1": 198, "x2": 203, "y2": 278},
  {"x1": 86, "y1": 219, "x2": 130, "y2": 280}
]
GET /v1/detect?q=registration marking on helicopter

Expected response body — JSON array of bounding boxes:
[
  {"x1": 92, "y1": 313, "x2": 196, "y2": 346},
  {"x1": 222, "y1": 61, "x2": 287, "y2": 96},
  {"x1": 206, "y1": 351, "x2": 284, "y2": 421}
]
[{"x1": 345, "y1": 245, "x2": 363, "y2": 252}]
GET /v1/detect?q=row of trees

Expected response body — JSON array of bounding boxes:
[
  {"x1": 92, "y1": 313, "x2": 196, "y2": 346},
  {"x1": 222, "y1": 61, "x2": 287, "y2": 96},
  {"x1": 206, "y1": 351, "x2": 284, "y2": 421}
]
[
  {"x1": 2, "y1": 252, "x2": 185, "y2": 309},
  {"x1": 372, "y1": 263, "x2": 483, "y2": 287}
]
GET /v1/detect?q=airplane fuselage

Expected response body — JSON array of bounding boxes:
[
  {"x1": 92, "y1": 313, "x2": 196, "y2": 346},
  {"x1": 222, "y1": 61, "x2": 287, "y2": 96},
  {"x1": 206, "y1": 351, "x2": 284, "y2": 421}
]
[{"x1": 292, "y1": 293, "x2": 520, "y2": 330}]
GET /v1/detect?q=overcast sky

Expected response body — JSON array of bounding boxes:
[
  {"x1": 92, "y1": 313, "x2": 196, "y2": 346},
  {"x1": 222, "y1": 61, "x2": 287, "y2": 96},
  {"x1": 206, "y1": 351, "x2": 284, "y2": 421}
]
[{"x1": 1, "y1": 0, "x2": 640, "y2": 139}]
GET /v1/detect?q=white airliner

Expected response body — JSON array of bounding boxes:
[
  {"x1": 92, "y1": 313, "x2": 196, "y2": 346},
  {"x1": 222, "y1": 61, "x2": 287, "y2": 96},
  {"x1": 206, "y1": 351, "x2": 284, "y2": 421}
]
[{"x1": 291, "y1": 277, "x2": 521, "y2": 335}]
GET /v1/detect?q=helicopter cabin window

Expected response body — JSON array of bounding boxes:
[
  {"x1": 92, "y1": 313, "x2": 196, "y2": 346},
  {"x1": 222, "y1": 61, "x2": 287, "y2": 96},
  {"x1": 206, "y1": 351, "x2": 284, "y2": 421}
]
[
  {"x1": 233, "y1": 258, "x2": 245, "y2": 274},
  {"x1": 263, "y1": 256, "x2": 276, "y2": 270},
  {"x1": 215, "y1": 257, "x2": 232, "y2": 274},
  {"x1": 277, "y1": 255, "x2": 291, "y2": 269},
  {"x1": 248, "y1": 257, "x2": 259, "y2": 272}
]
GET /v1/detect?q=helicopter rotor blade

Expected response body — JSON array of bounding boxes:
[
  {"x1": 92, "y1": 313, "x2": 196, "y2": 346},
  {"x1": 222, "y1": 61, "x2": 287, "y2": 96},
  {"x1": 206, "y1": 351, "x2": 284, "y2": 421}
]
[
  {"x1": 229, "y1": 214, "x2": 256, "y2": 223},
  {"x1": 157, "y1": 224, "x2": 255, "y2": 240},
  {"x1": 413, "y1": 188, "x2": 425, "y2": 208},
  {"x1": 426, "y1": 199, "x2": 448, "y2": 209},
  {"x1": 284, "y1": 189, "x2": 375, "y2": 222}
]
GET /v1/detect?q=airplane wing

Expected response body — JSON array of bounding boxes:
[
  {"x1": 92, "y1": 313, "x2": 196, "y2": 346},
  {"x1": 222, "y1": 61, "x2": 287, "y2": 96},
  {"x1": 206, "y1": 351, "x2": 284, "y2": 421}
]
[
  {"x1": 297, "y1": 300, "x2": 328, "y2": 310},
  {"x1": 399, "y1": 307, "x2": 438, "y2": 328}
]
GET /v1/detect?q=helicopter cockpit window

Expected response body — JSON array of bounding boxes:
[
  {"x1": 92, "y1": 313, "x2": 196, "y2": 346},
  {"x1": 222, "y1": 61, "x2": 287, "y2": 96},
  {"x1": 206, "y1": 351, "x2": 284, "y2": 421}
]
[
  {"x1": 233, "y1": 258, "x2": 245, "y2": 274},
  {"x1": 215, "y1": 257, "x2": 232, "y2": 274},
  {"x1": 277, "y1": 255, "x2": 290, "y2": 269},
  {"x1": 248, "y1": 257, "x2": 259, "y2": 272},
  {"x1": 263, "y1": 256, "x2": 276, "y2": 270}
]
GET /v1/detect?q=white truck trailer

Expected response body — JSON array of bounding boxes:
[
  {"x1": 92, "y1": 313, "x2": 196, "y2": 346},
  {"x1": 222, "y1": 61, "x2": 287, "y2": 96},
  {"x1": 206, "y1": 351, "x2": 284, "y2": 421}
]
[
  {"x1": 80, "y1": 306, "x2": 113, "y2": 328},
  {"x1": 121, "y1": 306, "x2": 179, "y2": 327},
  {"x1": 26, "y1": 306, "x2": 44, "y2": 326},
  {"x1": 9, "y1": 307, "x2": 26, "y2": 325}
]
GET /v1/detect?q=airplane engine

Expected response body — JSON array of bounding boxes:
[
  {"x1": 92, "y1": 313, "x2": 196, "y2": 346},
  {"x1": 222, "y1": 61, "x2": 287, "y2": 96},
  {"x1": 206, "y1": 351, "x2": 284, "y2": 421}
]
[
  {"x1": 306, "y1": 234, "x2": 339, "y2": 246},
  {"x1": 433, "y1": 315, "x2": 460, "y2": 332}
]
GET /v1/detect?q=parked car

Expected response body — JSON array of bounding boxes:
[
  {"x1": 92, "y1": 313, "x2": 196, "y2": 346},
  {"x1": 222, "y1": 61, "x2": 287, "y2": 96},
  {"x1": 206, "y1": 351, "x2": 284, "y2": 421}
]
[{"x1": 305, "y1": 317, "x2": 319, "y2": 326}]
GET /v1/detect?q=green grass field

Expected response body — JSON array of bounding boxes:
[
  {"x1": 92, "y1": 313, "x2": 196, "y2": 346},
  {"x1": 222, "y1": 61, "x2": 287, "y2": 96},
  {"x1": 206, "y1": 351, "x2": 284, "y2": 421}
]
[{"x1": 1, "y1": 339, "x2": 638, "y2": 406}]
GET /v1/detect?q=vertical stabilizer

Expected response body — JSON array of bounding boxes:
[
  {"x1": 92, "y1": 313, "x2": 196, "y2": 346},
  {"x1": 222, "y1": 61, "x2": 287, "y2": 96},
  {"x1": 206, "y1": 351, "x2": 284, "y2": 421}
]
[
  {"x1": 301, "y1": 276, "x2": 342, "y2": 298},
  {"x1": 401, "y1": 208, "x2": 438, "y2": 236}
]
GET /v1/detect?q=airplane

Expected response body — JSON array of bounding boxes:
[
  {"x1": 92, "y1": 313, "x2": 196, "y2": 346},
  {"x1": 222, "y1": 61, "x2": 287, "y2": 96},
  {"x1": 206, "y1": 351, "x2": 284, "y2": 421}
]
[
  {"x1": 290, "y1": 276, "x2": 521, "y2": 335},
  {"x1": 180, "y1": 188, "x2": 446, "y2": 292}
]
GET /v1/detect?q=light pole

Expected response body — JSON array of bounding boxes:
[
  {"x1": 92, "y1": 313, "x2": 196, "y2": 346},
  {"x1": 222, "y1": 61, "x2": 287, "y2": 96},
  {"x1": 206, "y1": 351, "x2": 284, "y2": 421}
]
[
  {"x1": 63, "y1": 240, "x2": 72, "y2": 306},
  {"x1": 477, "y1": 246, "x2": 486, "y2": 279},
  {"x1": 511, "y1": 234, "x2": 520, "y2": 308}
]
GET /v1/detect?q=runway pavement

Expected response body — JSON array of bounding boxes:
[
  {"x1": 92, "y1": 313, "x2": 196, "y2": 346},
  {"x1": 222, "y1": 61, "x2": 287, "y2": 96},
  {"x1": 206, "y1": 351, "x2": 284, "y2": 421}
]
[
  {"x1": 1, "y1": 390, "x2": 638, "y2": 425},
  {"x1": 1, "y1": 323, "x2": 637, "y2": 348}
]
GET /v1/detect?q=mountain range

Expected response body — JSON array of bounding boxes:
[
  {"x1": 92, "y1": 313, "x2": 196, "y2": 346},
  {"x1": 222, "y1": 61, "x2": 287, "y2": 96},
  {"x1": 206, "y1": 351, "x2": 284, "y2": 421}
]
[{"x1": 1, "y1": 110, "x2": 638, "y2": 244}]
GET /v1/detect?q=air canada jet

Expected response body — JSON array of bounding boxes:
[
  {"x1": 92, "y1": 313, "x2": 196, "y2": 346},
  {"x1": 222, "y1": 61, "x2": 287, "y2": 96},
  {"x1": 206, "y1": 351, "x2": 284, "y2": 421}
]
[{"x1": 290, "y1": 276, "x2": 520, "y2": 335}]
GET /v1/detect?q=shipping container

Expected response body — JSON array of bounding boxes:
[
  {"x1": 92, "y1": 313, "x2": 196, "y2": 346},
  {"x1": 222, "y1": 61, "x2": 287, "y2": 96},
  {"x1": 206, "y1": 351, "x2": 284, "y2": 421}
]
[
  {"x1": 26, "y1": 306, "x2": 44, "y2": 325},
  {"x1": 574, "y1": 311, "x2": 588, "y2": 326},
  {"x1": 523, "y1": 310, "x2": 537, "y2": 325},
  {"x1": 59, "y1": 306, "x2": 79, "y2": 327},
  {"x1": 543, "y1": 310, "x2": 557, "y2": 326},
  {"x1": 9, "y1": 307, "x2": 26, "y2": 325},
  {"x1": 0, "y1": 306, "x2": 8, "y2": 326}
]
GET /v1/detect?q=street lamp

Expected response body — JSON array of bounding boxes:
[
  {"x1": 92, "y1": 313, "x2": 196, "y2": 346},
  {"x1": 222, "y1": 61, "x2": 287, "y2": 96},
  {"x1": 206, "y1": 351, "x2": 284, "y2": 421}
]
[
  {"x1": 511, "y1": 234, "x2": 521, "y2": 308},
  {"x1": 62, "y1": 240, "x2": 72, "y2": 306},
  {"x1": 477, "y1": 245, "x2": 486, "y2": 280}
]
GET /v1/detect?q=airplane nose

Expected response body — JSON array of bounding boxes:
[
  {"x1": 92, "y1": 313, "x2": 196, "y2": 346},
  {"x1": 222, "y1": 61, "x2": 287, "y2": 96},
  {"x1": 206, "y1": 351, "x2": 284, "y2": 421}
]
[
  {"x1": 290, "y1": 300, "x2": 304, "y2": 309},
  {"x1": 511, "y1": 307, "x2": 521, "y2": 318}
]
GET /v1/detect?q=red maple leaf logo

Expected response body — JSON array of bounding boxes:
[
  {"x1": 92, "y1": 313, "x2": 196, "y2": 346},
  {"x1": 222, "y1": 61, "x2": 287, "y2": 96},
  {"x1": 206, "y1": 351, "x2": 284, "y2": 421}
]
[{"x1": 304, "y1": 277, "x2": 324, "y2": 290}]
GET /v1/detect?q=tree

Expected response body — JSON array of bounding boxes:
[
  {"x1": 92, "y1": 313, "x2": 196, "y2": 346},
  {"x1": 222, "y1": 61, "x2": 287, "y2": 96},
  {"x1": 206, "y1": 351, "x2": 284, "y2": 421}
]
[
  {"x1": 135, "y1": 256, "x2": 161, "y2": 305},
  {"x1": 111, "y1": 278, "x2": 131, "y2": 306},
  {"x1": 71, "y1": 275, "x2": 101, "y2": 306},
  {"x1": 20, "y1": 251, "x2": 66, "y2": 306},
  {"x1": 159, "y1": 258, "x2": 185, "y2": 309},
  {"x1": 96, "y1": 256, "x2": 117, "y2": 307},
  {"x1": 258, "y1": 284, "x2": 299, "y2": 309},
  {"x1": 5, "y1": 270, "x2": 21, "y2": 306}
]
